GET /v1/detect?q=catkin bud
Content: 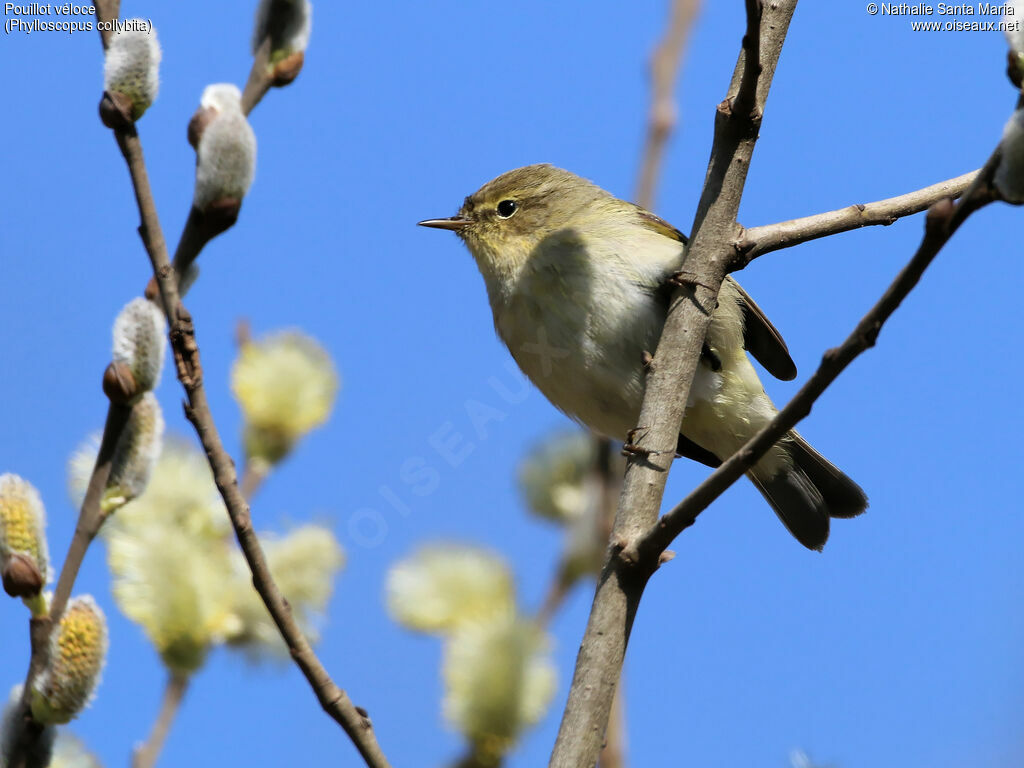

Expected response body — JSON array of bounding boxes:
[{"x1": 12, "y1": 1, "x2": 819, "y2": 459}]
[
  {"x1": 111, "y1": 298, "x2": 166, "y2": 402},
  {"x1": 0, "y1": 474, "x2": 49, "y2": 600},
  {"x1": 102, "y1": 25, "x2": 161, "y2": 122},
  {"x1": 105, "y1": 393, "x2": 165, "y2": 512},
  {"x1": 192, "y1": 84, "x2": 257, "y2": 214},
  {"x1": 31, "y1": 596, "x2": 108, "y2": 725},
  {"x1": 253, "y1": 0, "x2": 311, "y2": 84},
  {"x1": 995, "y1": 109, "x2": 1024, "y2": 204}
]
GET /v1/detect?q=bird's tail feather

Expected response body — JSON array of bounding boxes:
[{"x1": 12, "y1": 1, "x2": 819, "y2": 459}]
[{"x1": 747, "y1": 432, "x2": 868, "y2": 551}]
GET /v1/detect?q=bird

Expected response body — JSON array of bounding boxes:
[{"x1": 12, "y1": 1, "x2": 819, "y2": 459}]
[{"x1": 419, "y1": 164, "x2": 866, "y2": 550}]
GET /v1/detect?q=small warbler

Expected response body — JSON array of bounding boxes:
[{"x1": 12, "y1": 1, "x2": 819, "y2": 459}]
[{"x1": 419, "y1": 164, "x2": 866, "y2": 550}]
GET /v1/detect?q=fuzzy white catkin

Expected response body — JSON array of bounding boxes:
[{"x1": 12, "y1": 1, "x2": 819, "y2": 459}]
[
  {"x1": 102, "y1": 438, "x2": 235, "y2": 674},
  {"x1": 107, "y1": 392, "x2": 165, "y2": 508},
  {"x1": 102, "y1": 25, "x2": 161, "y2": 119},
  {"x1": 231, "y1": 330, "x2": 338, "y2": 463},
  {"x1": 442, "y1": 615, "x2": 557, "y2": 759},
  {"x1": 995, "y1": 109, "x2": 1024, "y2": 203},
  {"x1": 518, "y1": 431, "x2": 594, "y2": 523},
  {"x1": 193, "y1": 84, "x2": 257, "y2": 211},
  {"x1": 386, "y1": 544, "x2": 515, "y2": 634},
  {"x1": 252, "y1": 0, "x2": 312, "y2": 55},
  {"x1": 112, "y1": 298, "x2": 166, "y2": 397}
]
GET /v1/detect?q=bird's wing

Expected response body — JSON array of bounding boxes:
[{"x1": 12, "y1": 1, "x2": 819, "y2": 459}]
[
  {"x1": 632, "y1": 204, "x2": 796, "y2": 380},
  {"x1": 631, "y1": 205, "x2": 689, "y2": 245},
  {"x1": 727, "y1": 277, "x2": 798, "y2": 381},
  {"x1": 676, "y1": 434, "x2": 722, "y2": 468}
]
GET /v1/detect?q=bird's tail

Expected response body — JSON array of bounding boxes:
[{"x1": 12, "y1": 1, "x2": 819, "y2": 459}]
[{"x1": 747, "y1": 432, "x2": 868, "y2": 551}]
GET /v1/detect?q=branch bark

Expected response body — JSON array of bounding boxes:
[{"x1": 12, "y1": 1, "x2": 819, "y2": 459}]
[
  {"x1": 639, "y1": 150, "x2": 1001, "y2": 559},
  {"x1": 548, "y1": 3, "x2": 796, "y2": 766},
  {"x1": 85, "y1": 5, "x2": 392, "y2": 766},
  {"x1": 241, "y1": 38, "x2": 275, "y2": 115},
  {"x1": 109, "y1": 118, "x2": 393, "y2": 768},
  {"x1": 735, "y1": 169, "x2": 978, "y2": 264},
  {"x1": 7, "y1": 402, "x2": 132, "y2": 768}
]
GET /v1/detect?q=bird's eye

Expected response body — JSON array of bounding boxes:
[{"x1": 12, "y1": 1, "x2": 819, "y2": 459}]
[{"x1": 496, "y1": 199, "x2": 518, "y2": 218}]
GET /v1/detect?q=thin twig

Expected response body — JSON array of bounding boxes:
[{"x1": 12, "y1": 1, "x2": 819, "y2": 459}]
[
  {"x1": 87, "y1": 5, "x2": 391, "y2": 765},
  {"x1": 169, "y1": 208, "x2": 209, "y2": 294},
  {"x1": 93, "y1": 0, "x2": 118, "y2": 48},
  {"x1": 239, "y1": 461, "x2": 271, "y2": 501},
  {"x1": 7, "y1": 402, "x2": 131, "y2": 768},
  {"x1": 131, "y1": 673, "x2": 190, "y2": 768},
  {"x1": 536, "y1": 569, "x2": 572, "y2": 629},
  {"x1": 637, "y1": 151, "x2": 1000, "y2": 560},
  {"x1": 111, "y1": 125, "x2": 392, "y2": 768},
  {"x1": 735, "y1": 169, "x2": 979, "y2": 265},
  {"x1": 47, "y1": 402, "x2": 131, "y2": 632},
  {"x1": 241, "y1": 38, "x2": 274, "y2": 115},
  {"x1": 635, "y1": 0, "x2": 702, "y2": 210},
  {"x1": 547, "y1": 4, "x2": 794, "y2": 767}
]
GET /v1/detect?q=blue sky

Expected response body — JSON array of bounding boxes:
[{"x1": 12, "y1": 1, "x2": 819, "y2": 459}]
[{"x1": 2, "y1": 2, "x2": 1023, "y2": 767}]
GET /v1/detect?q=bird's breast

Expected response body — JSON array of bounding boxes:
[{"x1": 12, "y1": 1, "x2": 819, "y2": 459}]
[{"x1": 491, "y1": 257, "x2": 666, "y2": 439}]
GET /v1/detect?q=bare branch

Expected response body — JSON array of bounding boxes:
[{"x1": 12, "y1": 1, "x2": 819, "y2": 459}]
[
  {"x1": 82, "y1": 5, "x2": 392, "y2": 766},
  {"x1": 93, "y1": 0, "x2": 118, "y2": 48},
  {"x1": 239, "y1": 461, "x2": 271, "y2": 501},
  {"x1": 110, "y1": 124, "x2": 392, "y2": 768},
  {"x1": 48, "y1": 402, "x2": 131, "y2": 631},
  {"x1": 7, "y1": 403, "x2": 131, "y2": 768},
  {"x1": 635, "y1": 0, "x2": 702, "y2": 210},
  {"x1": 638, "y1": 152, "x2": 1000, "y2": 559},
  {"x1": 735, "y1": 169, "x2": 979, "y2": 265},
  {"x1": 732, "y1": 0, "x2": 764, "y2": 122},
  {"x1": 131, "y1": 673, "x2": 189, "y2": 768},
  {"x1": 548, "y1": 3, "x2": 795, "y2": 767},
  {"x1": 241, "y1": 38, "x2": 275, "y2": 115}
]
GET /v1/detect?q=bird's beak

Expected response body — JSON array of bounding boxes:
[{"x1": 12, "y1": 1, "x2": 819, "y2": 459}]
[{"x1": 418, "y1": 217, "x2": 471, "y2": 231}]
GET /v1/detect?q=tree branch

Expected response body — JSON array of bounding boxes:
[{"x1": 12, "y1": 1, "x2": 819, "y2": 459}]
[
  {"x1": 241, "y1": 38, "x2": 274, "y2": 115},
  {"x1": 735, "y1": 169, "x2": 978, "y2": 265},
  {"x1": 7, "y1": 403, "x2": 132, "y2": 768},
  {"x1": 92, "y1": 0, "x2": 118, "y2": 48},
  {"x1": 548, "y1": 3, "x2": 795, "y2": 767},
  {"x1": 86, "y1": 5, "x2": 391, "y2": 766},
  {"x1": 635, "y1": 0, "x2": 702, "y2": 210},
  {"x1": 110, "y1": 119, "x2": 392, "y2": 768},
  {"x1": 131, "y1": 673, "x2": 189, "y2": 768},
  {"x1": 638, "y1": 149, "x2": 1001, "y2": 558}
]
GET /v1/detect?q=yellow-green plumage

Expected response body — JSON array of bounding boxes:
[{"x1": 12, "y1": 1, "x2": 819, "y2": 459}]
[{"x1": 420, "y1": 164, "x2": 866, "y2": 550}]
